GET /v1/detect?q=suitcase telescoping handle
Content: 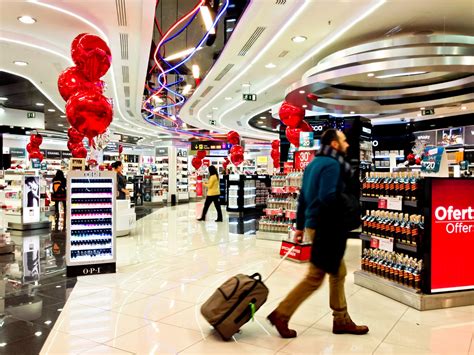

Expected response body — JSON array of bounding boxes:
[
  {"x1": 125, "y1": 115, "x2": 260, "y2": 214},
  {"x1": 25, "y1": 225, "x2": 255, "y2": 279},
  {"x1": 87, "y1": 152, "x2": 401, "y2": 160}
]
[{"x1": 263, "y1": 246, "x2": 295, "y2": 283}]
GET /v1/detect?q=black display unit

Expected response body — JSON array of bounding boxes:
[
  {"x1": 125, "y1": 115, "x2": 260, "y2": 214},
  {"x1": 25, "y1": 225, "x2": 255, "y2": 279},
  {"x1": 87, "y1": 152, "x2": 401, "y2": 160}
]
[{"x1": 226, "y1": 174, "x2": 270, "y2": 214}]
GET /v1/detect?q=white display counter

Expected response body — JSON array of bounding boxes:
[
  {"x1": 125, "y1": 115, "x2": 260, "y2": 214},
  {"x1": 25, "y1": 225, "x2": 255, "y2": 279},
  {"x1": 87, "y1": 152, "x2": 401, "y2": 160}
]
[{"x1": 116, "y1": 199, "x2": 136, "y2": 237}]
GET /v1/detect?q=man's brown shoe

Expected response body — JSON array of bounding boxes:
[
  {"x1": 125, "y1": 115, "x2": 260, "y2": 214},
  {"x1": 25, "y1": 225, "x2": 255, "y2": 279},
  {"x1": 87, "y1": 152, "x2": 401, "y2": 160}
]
[
  {"x1": 333, "y1": 318, "x2": 369, "y2": 335},
  {"x1": 267, "y1": 310, "x2": 297, "y2": 338}
]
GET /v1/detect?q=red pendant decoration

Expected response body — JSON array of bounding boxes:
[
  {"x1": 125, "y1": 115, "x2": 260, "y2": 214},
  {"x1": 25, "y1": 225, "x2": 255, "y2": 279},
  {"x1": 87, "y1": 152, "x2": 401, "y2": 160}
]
[
  {"x1": 279, "y1": 102, "x2": 305, "y2": 128},
  {"x1": 71, "y1": 33, "x2": 112, "y2": 82},
  {"x1": 286, "y1": 126, "x2": 301, "y2": 147},
  {"x1": 192, "y1": 157, "x2": 202, "y2": 170},
  {"x1": 227, "y1": 131, "x2": 240, "y2": 145}
]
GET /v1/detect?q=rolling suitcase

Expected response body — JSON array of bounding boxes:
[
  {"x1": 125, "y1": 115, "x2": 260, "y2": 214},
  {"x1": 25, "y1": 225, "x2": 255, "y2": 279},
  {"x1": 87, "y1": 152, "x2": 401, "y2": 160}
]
[{"x1": 200, "y1": 247, "x2": 295, "y2": 340}]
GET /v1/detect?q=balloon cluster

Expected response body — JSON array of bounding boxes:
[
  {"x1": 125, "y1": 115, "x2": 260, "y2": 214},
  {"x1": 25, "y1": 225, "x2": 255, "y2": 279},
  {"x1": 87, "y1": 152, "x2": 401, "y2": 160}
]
[
  {"x1": 279, "y1": 102, "x2": 312, "y2": 147},
  {"x1": 26, "y1": 133, "x2": 44, "y2": 162},
  {"x1": 227, "y1": 131, "x2": 244, "y2": 166},
  {"x1": 192, "y1": 150, "x2": 206, "y2": 170},
  {"x1": 222, "y1": 157, "x2": 230, "y2": 170},
  {"x1": 67, "y1": 127, "x2": 87, "y2": 158},
  {"x1": 58, "y1": 33, "x2": 113, "y2": 145},
  {"x1": 271, "y1": 140, "x2": 280, "y2": 170}
]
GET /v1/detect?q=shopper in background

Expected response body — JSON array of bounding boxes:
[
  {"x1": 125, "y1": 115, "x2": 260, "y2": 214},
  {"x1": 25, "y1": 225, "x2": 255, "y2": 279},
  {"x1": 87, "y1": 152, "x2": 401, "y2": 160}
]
[
  {"x1": 51, "y1": 170, "x2": 67, "y2": 231},
  {"x1": 268, "y1": 129, "x2": 368, "y2": 338},
  {"x1": 198, "y1": 165, "x2": 223, "y2": 222},
  {"x1": 112, "y1": 161, "x2": 129, "y2": 200}
]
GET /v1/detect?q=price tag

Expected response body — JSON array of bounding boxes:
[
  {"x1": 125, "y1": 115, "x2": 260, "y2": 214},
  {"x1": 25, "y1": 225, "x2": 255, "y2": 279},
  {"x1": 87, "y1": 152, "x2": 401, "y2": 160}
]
[
  {"x1": 370, "y1": 236, "x2": 394, "y2": 252},
  {"x1": 421, "y1": 146, "x2": 444, "y2": 173},
  {"x1": 378, "y1": 196, "x2": 402, "y2": 211}
]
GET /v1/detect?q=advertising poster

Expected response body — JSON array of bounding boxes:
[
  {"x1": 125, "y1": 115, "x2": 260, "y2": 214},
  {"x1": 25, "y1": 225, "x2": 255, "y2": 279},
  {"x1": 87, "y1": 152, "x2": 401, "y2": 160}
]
[
  {"x1": 22, "y1": 176, "x2": 40, "y2": 223},
  {"x1": 22, "y1": 236, "x2": 40, "y2": 282},
  {"x1": 437, "y1": 127, "x2": 464, "y2": 146},
  {"x1": 294, "y1": 150, "x2": 315, "y2": 170},
  {"x1": 431, "y1": 179, "x2": 474, "y2": 292}
]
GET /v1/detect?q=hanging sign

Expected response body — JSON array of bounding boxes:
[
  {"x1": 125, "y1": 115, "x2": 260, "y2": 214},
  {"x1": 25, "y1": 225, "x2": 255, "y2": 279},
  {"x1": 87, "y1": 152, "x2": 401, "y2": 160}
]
[
  {"x1": 242, "y1": 94, "x2": 257, "y2": 101},
  {"x1": 421, "y1": 147, "x2": 444, "y2": 173},
  {"x1": 294, "y1": 150, "x2": 315, "y2": 170}
]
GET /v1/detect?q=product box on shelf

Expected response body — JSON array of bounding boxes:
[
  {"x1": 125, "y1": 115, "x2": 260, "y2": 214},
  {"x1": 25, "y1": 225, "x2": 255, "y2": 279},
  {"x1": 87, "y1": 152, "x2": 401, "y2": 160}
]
[{"x1": 66, "y1": 170, "x2": 116, "y2": 277}]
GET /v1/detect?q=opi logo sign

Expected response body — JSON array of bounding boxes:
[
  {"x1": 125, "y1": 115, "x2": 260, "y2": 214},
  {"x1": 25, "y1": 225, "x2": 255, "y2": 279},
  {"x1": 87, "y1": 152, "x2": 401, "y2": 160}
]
[
  {"x1": 310, "y1": 125, "x2": 324, "y2": 131},
  {"x1": 82, "y1": 267, "x2": 102, "y2": 275}
]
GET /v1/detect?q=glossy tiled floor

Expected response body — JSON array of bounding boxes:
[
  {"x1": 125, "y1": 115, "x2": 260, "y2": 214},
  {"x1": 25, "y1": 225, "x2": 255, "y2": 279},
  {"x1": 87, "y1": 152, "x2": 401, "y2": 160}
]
[{"x1": 39, "y1": 203, "x2": 473, "y2": 355}]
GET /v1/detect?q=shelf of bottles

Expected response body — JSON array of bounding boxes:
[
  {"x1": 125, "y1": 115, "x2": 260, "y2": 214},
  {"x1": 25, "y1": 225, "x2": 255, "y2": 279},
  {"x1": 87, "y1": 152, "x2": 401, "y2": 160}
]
[
  {"x1": 359, "y1": 170, "x2": 424, "y2": 291},
  {"x1": 66, "y1": 172, "x2": 116, "y2": 266},
  {"x1": 259, "y1": 171, "x2": 303, "y2": 233}
]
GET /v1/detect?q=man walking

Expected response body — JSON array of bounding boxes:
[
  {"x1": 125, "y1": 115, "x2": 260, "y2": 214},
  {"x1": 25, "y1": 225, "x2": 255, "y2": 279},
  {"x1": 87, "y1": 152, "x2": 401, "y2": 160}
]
[{"x1": 268, "y1": 129, "x2": 368, "y2": 338}]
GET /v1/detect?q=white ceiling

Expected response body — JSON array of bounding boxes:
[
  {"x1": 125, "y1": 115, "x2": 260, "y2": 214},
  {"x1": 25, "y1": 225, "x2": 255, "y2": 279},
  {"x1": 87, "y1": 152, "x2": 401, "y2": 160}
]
[
  {"x1": 0, "y1": 0, "x2": 165, "y2": 141},
  {"x1": 179, "y1": 0, "x2": 474, "y2": 140}
]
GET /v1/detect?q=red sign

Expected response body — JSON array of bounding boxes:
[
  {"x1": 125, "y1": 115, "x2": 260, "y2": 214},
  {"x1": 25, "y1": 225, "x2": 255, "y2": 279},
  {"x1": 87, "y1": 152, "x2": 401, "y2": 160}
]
[
  {"x1": 280, "y1": 241, "x2": 311, "y2": 263},
  {"x1": 294, "y1": 150, "x2": 315, "y2": 170},
  {"x1": 431, "y1": 179, "x2": 474, "y2": 293},
  {"x1": 202, "y1": 159, "x2": 210, "y2": 167},
  {"x1": 283, "y1": 162, "x2": 293, "y2": 174}
]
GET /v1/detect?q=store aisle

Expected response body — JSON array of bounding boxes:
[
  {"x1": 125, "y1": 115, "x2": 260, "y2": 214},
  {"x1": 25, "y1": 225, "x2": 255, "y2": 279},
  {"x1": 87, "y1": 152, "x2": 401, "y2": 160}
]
[{"x1": 40, "y1": 203, "x2": 473, "y2": 355}]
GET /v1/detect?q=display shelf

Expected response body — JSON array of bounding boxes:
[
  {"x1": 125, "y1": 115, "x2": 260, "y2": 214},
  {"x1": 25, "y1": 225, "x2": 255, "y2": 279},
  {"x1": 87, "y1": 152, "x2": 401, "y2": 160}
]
[{"x1": 66, "y1": 171, "x2": 116, "y2": 276}]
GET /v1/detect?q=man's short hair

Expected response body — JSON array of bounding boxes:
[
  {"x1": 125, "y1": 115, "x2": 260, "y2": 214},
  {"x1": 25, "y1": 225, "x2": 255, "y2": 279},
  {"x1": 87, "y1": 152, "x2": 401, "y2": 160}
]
[{"x1": 321, "y1": 129, "x2": 339, "y2": 146}]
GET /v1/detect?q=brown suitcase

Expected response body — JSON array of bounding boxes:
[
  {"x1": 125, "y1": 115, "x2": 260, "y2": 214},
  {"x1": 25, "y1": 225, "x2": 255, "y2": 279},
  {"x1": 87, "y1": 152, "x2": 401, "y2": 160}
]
[
  {"x1": 201, "y1": 272, "x2": 269, "y2": 340},
  {"x1": 201, "y1": 247, "x2": 295, "y2": 340}
]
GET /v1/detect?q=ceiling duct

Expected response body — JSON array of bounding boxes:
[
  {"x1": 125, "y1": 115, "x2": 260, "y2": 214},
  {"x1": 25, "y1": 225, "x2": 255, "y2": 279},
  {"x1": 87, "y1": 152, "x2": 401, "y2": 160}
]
[
  {"x1": 127, "y1": 110, "x2": 134, "y2": 117},
  {"x1": 115, "y1": 0, "x2": 127, "y2": 26},
  {"x1": 125, "y1": 98, "x2": 130, "y2": 107},
  {"x1": 122, "y1": 66, "x2": 129, "y2": 83},
  {"x1": 275, "y1": 0, "x2": 287, "y2": 4},
  {"x1": 238, "y1": 27, "x2": 266, "y2": 56},
  {"x1": 120, "y1": 33, "x2": 129, "y2": 60},
  {"x1": 123, "y1": 86, "x2": 130, "y2": 97},
  {"x1": 189, "y1": 100, "x2": 201, "y2": 115},
  {"x1": 278, "y1": 50, "x2": 290, "y2": 58},
  {"x1": 214, "y1": 64, "x2": 235, "y2": 81},
  {"x1": 236, "y1": 121, "x2": 242, "y2": 126},
  {"x1": 200, "y1": 86, "x2": 214, "y2": 98}
]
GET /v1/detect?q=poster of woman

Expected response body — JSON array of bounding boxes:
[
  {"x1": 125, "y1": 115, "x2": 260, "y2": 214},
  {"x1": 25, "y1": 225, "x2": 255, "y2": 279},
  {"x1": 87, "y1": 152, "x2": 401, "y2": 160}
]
[{"x1": 22, "y1": 176, "x2": 40, "y2": 223}]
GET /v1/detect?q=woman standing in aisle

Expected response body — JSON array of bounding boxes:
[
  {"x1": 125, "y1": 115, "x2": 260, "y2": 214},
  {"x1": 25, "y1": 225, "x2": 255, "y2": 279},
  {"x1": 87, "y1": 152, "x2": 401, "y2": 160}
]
[
  {"x1": 198, "y1": 165, "x2": 223, "y2": 222},
  {"x1": 112, "y1": 161, "x2": 129, "y2": 200}
]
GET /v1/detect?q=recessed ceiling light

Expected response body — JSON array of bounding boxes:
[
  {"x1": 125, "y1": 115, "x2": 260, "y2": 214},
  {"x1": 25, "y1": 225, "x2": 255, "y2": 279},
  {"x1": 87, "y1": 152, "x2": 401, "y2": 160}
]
[
  {"x1": 212, "y1": 107, "x2": 218, "y2": 110},
  {"x1": 259, "y1": 116, "x2": 266, "y2": 119},
  {"x1": 35, "y1": 331, "x2": 42, "y2": 337},
  {"x1": 44, "y1": 320, "x2": 52, "y2": 325},
  {"x1": 367, "y1": 73, "x2": 375, "y2": 77},
  {"x1": 14, "y1": 61, "x2": 28, "y2": 66},
  {"x1": 350, "y1": 111, "x2": 355, "y2": 114},
  {"x1": 60, "y1": 115, "x2": 66, "y2": 118},
  {"x1": 18, "y1": 16, "x2": 36, "y2": 24},
  {"x1": 265, "y1": 63, "x2": 276, "y2": 69},
  {"x1": 0, "y1": 97, "x2": 8, "y2": 101},
  {"x1": 0, "y1": 343, "x2": 6, "y2": 347},
  {"x1": 47, "y1": 109, "x2": 56, "y2": 112},
  {"x1": 302, "y1": 105, "x2": 308, "y2": 108},
  {"x1": 57, "y1": 123, "x2": 64, "y2": 127},
  {"x1": 420, "y1": 107, "x2": 425, "y2": 110},
  {"x1": 257, "y1": 121, "x2": 264, "y2": 124},
  {"x1": 417, "y1": 113, "x2": 422, "y2": 117},
  {"x1": 375, "y1": 71, "x2": 427, "y2": 79},
  {"x1": 36, "y1": 102, "x2": 44, "y2": 106},
  {"x1": 225, "y1": 97, "x2": 232, "y2": 100},
  {"x1": 242, "y1": 83, "x2": 251, "y2": 87},
  {"x1": 206, "y1": 114, "x2": 212, "y2": 118},
  {"x1": 461, "y1": 106, "x2": 467, "y2": 110},
  {"x1": 299, "y1": 90, "x2": 305, "y2": 94},
  {"x1": 291, "y1": 36, "x2": 307, "y2": 43}
]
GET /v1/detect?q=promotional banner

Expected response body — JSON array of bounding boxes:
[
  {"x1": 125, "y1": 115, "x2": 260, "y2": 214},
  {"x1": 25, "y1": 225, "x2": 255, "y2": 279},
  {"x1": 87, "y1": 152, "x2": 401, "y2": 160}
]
[
  {"x1": 421, "y1": 147, "x2": 444, "y2": 173},
  {"x1": 431, "y1": 179, "x2": 474, "y2": 292},
  {"x1": 294, "y1": 150, "x2": 315, "y2": 170},
  {"x1": 22, "y1": 176, "x2": 40, "y2": 223},
  {"x1": 23, "y1": 236, "x2": 40, "y2": 282}
]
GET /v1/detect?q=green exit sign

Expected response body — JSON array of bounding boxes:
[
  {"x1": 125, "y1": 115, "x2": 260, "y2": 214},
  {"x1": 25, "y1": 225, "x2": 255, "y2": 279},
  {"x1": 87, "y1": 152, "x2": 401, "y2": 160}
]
[
  {"x1": 27, "y1": 112, "x2": 36, "y2": 118},
  {"x1": 421, "y1": 108, "x2": 435, "y2": 116},
  {"x1": 243, "y1": 93, "x2": 257, "y2": 101}
]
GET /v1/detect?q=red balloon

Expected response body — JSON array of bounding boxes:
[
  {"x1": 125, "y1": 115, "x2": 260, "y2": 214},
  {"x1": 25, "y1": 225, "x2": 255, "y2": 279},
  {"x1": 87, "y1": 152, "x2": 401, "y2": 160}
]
[
  {"x1": 230, "y1": 145, "x2": 244, "y2": 156},
  {"x1": 271, "y1": 140, "x2": 280, "y2": 149},
  {"x1": 68, "y1": 127, "x2": 85, "y2": 144},
  {"x1": 30, "y1": 134, "x2": 43, "y2": 146},
  {"x1": 99, "y1": 165, "x2": 105, "y2": 171},
  {"x1": 192, "y1": 157, "x2": 202, "y2": 170},
  {"x1": 71, "y1": 34, "x2": 112, "y2": 81},
  {"x1": 286, "y1": 126, "x2": 301, "y2": 147},
  {"x1": 273, "y1": 159, "x2": 280, "y2": 169},
  {"x1": 29, "y1": 151, "x2": 44, "y2": 162},
  {"x1": 298, "y1": 120, "x2": 313, "y2": 132},
  {"x1": 67, "y1": 141, "x2": 82, "y2": 151},
  {"x1": 118, "y1": 144, "x2": 123, "y2": 154},
  {"x1": 197, "y1": 150, "x2": 206, "y2": 159},
  {"x1": 26, "y1": 143, "x2": 36, "y2": 154},
  {"x1": 279, "y1": 102, "x2": 305, "y2": 128},
  {"x1": 230, "y1": 153, "x2": 244, "y2": 166},
  {"x1": 307, "y1": 93, "x2": 318, "y2": 102},
  {"x1": 223, "y1": 162, "x2": 229, "y2": 170},
  {"x1": 66, "y1": 90, "x2": 113, "y2": 140},
  {"x1": 57, "y1": 66, "x2": 91, "y2": 101},
  {"x1": 88, "y1": 159, "x2": 98, "y2": 166},
  {"x1": 72, "y1": 145, "x2": 88, "y2": 158},
  {"x1": 227, "y1": 131, "x2": 240, "y2": 145},
  {"x1": 271, "y1": 149, "x2": 280, "y2": 160},
  {"x1": 415, "y1": 158, "x2": 421, "y2": 165}
]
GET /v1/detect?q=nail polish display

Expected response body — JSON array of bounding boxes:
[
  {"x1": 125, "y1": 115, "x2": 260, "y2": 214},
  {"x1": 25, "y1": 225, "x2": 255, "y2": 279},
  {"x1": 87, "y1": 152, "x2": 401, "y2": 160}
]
[{"x1": 68, "y1": 177, "x2": 115, "y2": 263}]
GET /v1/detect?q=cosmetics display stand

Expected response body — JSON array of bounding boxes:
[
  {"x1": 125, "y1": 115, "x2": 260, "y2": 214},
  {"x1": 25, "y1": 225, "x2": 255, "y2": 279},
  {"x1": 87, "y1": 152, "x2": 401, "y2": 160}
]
[{"x1": 66, "y1": 171, "x2": 116, "y2": 277}]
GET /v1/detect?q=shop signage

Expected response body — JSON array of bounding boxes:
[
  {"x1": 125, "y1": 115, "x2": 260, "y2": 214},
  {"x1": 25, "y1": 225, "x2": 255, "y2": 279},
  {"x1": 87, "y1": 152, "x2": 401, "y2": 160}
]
[
  {"x1": 155, "y1": 147, "x2": 168, "y2": 156},
  {"x1": 104, "y1": 142, "x2": 119, "y2": 152},
  {"x1": 465, "y1": 125, "x2": 474, "y2": 145},
  {"x1": 421, "y1": 108, "x2": 435, "y2": 116},
  {"x1": 202, "y1": 159, "x2": 210, "y2": 167},
  {"x1": 10, "y1": 148, "x2": 26, "y2": 158},
  {"x1": 242, "y1": 93, "x2": 257, "y2": 101},
  {"x1": 62, "y1": 151, "x2": 72, "y2": 158},
  {"x1": 430, "y1": 179, "x2": 474, "y2": 293},
  {"x1": 299, "y1": 131, "x2": 314, "y2": 148},
  {"x1": 209, "y1": 119, "x2": 217, "y2": 126},
  {"x1": 177, "y1": 148, "x2": 187, "y2": 157},
  {"x1": 27, "y1": 112, "x2": 36, "y2": 119},
  {"x1": 45, "y1": 150, "x2": 62, "y2": 159},
  {"x1": 437, "y1": 127, "x2": 464, "y2": 146},
  {"x1": 209, "y1": 149, "x2": 228, "y2": 157},
  {"x1": 283, "y1": 162, "x2": 293, "y2": 174},
  {"x1": 414, "y1": 130, "x2": 436, "y2": 145},
  {"x1": 421, "y1": 147, "x2": 444, "y2": 173},
  {"x1": 256, "y1": 156, "x2": 268, "y2": 164},
  {"x1": 294, "y1": 150, "x2": 315, "y2": 170},
  {"x1": 191, "y1": 141, "x2": 230, "y2": 151}
]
